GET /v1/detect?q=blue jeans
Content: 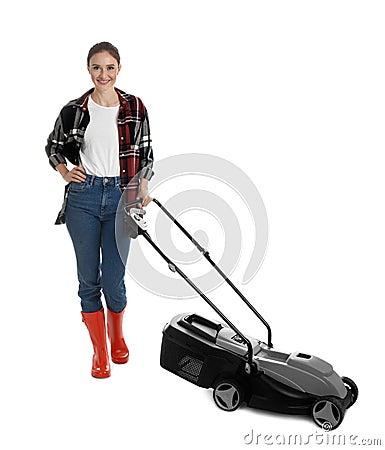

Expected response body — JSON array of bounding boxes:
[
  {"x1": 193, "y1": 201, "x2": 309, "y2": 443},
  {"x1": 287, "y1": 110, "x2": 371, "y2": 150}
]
[{"x1": 66, "y1": 175, "x2": 131, "y2": 313}]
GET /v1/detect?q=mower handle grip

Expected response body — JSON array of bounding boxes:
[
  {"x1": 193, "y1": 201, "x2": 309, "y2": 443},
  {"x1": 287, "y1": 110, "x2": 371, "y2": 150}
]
[
  {"x1": 177, "y1": 314, "x2": 223, "y2": 343},
  {"x1": 185, "y1": 314, "x2": 223, "y2": 331}
]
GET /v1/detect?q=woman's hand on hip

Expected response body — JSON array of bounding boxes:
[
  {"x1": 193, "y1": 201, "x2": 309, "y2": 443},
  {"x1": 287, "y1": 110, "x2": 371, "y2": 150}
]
[{"x1": 62, "y1": 166, "x2": 87, "y2": 183}]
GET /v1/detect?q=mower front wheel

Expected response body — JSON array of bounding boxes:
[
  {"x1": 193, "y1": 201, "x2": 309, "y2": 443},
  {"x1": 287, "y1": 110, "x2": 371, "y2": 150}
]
[
  {"x1": 342, "y1": 376, "x2": 358, "y2": 408},
  {"x1": 312, "y1": 397, "x2": 344, "y2": 431}
]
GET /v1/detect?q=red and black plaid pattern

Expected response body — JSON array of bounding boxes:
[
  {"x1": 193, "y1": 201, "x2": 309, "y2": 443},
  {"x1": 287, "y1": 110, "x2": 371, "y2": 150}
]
[
  {"x1": 46, "y1": 87, "x2": 154, "y2": 224},
  {"x1": 46, "y1": 87, "x2": 154, "y2": 213}
]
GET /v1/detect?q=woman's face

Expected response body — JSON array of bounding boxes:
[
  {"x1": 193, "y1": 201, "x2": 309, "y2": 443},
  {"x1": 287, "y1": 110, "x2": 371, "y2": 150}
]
[{"x1": 88, "y1": 51, "x2": 120, "y2": 91}]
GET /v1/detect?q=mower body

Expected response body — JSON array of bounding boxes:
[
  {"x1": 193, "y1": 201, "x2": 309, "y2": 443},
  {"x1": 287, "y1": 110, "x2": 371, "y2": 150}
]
[{"x1": 161, "y1": 313, "x2": 354, "y2": 417}]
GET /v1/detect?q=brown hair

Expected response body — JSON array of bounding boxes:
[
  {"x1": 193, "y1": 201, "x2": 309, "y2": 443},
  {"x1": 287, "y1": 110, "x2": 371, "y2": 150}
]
[{"x1": 87, "y1": 42, "x2": 120, "y2": 66}]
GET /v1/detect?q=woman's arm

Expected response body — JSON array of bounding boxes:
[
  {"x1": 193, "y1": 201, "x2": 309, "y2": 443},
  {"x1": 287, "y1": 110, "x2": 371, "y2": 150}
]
[
  {"x1": 137, "y1": 178, "x2": 153, "y2": 207},
  {"x1": 136, "y1": 101, "x2": 154, "y2": 208},
  {"x1": 56, "y1": 163, "x2": 86, "y2": 183}
]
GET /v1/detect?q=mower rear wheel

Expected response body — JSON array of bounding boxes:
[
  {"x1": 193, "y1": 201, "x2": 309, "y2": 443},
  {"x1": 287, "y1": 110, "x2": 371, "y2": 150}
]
[{"x1": 213, "y1": 379, "x2": 244, "y2": 412}]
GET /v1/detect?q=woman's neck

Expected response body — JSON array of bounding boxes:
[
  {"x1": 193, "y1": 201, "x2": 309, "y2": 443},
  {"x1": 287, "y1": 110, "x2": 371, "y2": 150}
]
[{"x1": 91, "y1": 88, "x2": 120, "y2": 107}]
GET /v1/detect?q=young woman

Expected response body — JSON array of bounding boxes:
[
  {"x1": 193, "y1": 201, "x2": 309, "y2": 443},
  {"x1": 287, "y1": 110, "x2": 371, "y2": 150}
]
[{"x1": 45, "y1": 42, "x2": 154, "y2": 378}]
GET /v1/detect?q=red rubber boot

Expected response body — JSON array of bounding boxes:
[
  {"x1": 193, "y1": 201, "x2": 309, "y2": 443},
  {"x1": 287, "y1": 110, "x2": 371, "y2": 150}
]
[
  {"x1": 81, "y1": 309, "x2": 111, "y2": 378},
  {"x1": 107, "y1": 308, "x2": 129, "y2": 364}
]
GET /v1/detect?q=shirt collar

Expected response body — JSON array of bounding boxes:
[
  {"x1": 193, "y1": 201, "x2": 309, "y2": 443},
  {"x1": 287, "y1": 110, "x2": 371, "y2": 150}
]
[{"x1": 75, "y1": 87, "x2": 128, "y2": 111}]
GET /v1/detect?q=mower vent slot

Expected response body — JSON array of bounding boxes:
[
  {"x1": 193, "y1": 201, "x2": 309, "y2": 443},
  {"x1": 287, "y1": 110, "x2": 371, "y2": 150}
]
[{"x1": 177, "y1": 355, "x2": 203, "y2": 382}]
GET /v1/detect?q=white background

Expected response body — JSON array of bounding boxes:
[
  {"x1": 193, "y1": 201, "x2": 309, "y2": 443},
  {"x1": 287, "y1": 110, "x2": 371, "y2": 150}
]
[{"x1": 1, "y1": 0, "x2": 384, "y2": 448}]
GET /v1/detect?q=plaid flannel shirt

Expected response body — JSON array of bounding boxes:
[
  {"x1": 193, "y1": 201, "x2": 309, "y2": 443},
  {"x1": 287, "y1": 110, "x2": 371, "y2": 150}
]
[{"x1": 46, "y1": 87, "x2": 154, "y2": 224}]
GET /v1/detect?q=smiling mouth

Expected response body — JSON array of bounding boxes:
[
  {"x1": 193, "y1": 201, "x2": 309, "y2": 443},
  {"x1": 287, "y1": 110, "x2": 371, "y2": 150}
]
[{"x1": 97, "y1": 79, "x2": 110, "y2": 85}]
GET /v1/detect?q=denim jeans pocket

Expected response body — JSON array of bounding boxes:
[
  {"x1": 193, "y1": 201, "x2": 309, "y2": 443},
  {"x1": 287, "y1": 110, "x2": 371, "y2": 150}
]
[{"x1": 69, "y1": 181, "x2": 89, "y2": 192}]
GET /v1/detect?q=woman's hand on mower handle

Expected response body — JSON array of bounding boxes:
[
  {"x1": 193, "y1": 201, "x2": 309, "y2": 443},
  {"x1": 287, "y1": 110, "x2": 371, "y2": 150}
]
[{"x1": 137, "y1": 178, "x2": 153, "y2": 208}]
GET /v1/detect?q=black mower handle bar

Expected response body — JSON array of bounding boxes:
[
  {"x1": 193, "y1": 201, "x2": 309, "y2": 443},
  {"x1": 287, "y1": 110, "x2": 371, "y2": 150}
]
[
  {"x1": 123, "y1": 198, "x2": 144, "y2": 207},
  {"x1": 149, "y1": 198, "x2": 273, "y2": 358}
]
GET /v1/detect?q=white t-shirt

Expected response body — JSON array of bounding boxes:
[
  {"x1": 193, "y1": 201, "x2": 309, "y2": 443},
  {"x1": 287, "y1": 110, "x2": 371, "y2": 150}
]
[{"x1": 80, "y1": 95, "x2": 120, "y2": 177}]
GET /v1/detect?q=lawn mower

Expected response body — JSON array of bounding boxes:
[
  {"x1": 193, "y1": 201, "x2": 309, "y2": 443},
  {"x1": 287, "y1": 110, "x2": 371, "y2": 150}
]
[{"x1": 124, "y1": 199, "x2": 358, "y2": 430}]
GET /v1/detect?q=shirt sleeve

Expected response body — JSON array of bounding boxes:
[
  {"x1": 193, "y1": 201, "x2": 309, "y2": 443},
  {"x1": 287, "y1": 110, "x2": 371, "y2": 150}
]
[
  {"x1": 45, "y1": 112, "x2": 67, "y2": 170},
  {"x1": 138, "y1": 106, "x2": 154, "y2": 180}
]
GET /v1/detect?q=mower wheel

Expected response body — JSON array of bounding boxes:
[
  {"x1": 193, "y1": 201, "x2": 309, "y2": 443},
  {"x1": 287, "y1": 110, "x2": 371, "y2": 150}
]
[
  {"x1": 213, "y1": 379, "x2": 244, "y2": 412},
  {"x1": 312, "y1": 397, "x2": 344, "y2": 431},
  {"x1": 342, "y1": 376, "x2": 358, "y2": 408}
]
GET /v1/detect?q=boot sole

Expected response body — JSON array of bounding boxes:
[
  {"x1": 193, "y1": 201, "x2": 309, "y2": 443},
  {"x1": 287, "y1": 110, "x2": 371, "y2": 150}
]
[
  {"x1": 112, "y1": 357, "x2": 129, "y2": 364},
  {"x1": 91, "y1": 371, "x2": 111, "y2": 378}
]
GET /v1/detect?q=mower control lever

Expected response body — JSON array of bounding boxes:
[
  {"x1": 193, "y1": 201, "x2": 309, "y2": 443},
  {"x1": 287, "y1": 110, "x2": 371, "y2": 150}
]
[
  {"x1": 127, "y1": 208, "x2": 148, "y2": 230},
  {"x1": 130, "y1": 207, "x2": 146, "y2": 216}
]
